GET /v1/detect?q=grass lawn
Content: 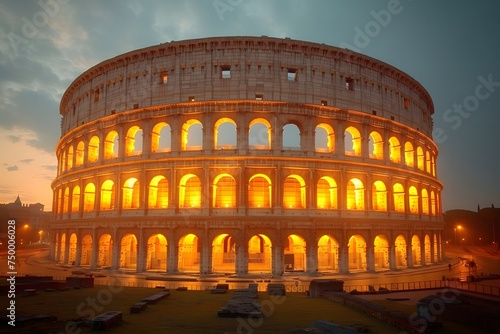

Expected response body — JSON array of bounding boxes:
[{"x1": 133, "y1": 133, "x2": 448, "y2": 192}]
[{"x1": 6, "y1": 287, "x2": 406, "y2": 334}]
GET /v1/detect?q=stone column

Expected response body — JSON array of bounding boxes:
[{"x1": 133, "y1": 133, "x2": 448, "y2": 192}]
[
  {"x1": 167, "y1": 234, "x2": 178, "y2": 274},
  {"x1": 236, "y1": 241, "x2": 248, "y2": 275},
  {"x1": 75, "y1": 231, "x2": 82, "y2": 266},
  {"x1": 90, "y1": 229, "x2": 98, "y2": 270},
  {"x1": 200, "y1": 230, "x2": 211, "y2": 275},
  {"x1": 306, "y1": 242, "x2": 318, "y2": 274},
  {"x1": 136, "y1": 229, "x2": 146, "y2": 272},
  {"x1": 339, "y1": 244, "x2": 349, "y2": 274},
  {"x1": 366, "y1": 244, "x2": 375, "y2": 272},
  {"x1": 272, "y1": 241, "x2": 283, "y2": 277},
  {"x1": 111, "y1": 229, "x2": 120, "y2": 270},
  {"x1": 388, "y1": 245, "x2": 397, "y2": 270},
  {"x1": 406, "y1": 242, "x2": 413, "y2": 268}
]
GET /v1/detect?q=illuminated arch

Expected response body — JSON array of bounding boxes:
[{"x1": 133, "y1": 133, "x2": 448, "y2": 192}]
[
  {"x1": 348, "y1": 234, "x2": 367, "y2": 271},
  {"x1": 148, "y1": 176, "x2": 169, "y2": 208},
  {"x1": 179, "y1": 174, "x2": 201, "y2": 208},
  {"x1": 248, "y1": 174, "x2": 272, "y2": 208},
  {"x1": 404, "y1": 142, "x2": 414, "y2": 167},
  {"x1": 409, "y1": 186, "x2": 419, "y2": 214},
  {"x1": 374, "y1": 235, "x2": 389, "y2": 270},
  {"x1": 80, "y1": 234, "x2": 92, "y2": 266},
  {"x1": 433, "y1": 234, "x2": 438, "y2": 262},
  {"x1": 395, "y1": 235, "x2": 407, "y2": 267},
  {"x1": 100, "y1": 180, "x2": 115, "y2": 210},
  {"x1": 98, "y1": 234, "x2": 113, "y2": 267},
  {"x1": 372, "y1": 180, "x2": 387, "y2": 211},
  {"x1": 125, "y1": 125, "x2": 143, "y2": 156},
  {"x1": 317, "y1": 235, "x2": 339, "y2": 272},
  {"x1": 285, "y1": 234, "x2": 306, "y2": 271},
  {"x1": 75, "y1": 141, "x2": 84, "y2": 167},
  {"x1": 214, "y1": 117, "x2": 237, "y2": 150},
  {"x1": 283, "y1": 175, "x2": 306, "y2": 208},
  {"x1": 317, "y1": 176, "x2": 337, "y2": 209},
  {"x1": 59, "y1": 233, "x2": 66, "y2": 263},
  {"x1": 88, "y1": 135, "x2": 100, "y2": 163},
  {"x1": 421, "y1": 189, "x2": 429, "y2": 215},
  {"x1": 344, "y1": 126, "x2": 361, "y2": 156},
  {"x1": 119, "y1": 233, "x2": 137, "y2": 269},
  {"x1": 57, "y1": 188, "x2": 63, "y2": 214},
  {"x1": 425, "y1": 151, "x2": 431, "y2": 173},
  {"x1": 424, "y1": 234, "x2": 431, "y2": 264},
  {"x1": 181, "y1": 119, "x2": 203, "y2": 151},
  {"x1": 248, "y1": 234, "x2": 272, "y2": 273},
  {"x1": 68, "y1": 233, "x2": 77, "y2": 264},
  {"x1": 389, "y1": 137, "x2": 401, "y2": 163},
  {"x1": 431, "y1": 156, "x2": 437, "y2": 176},
  {"x1": 213, "y1": 174, "x2": 236, "y2": 208},
  {"x1": 146, "y1": 234, "x2": 167, "y2": 271},
  {"x1": 71, "y1": 186, "x2": 80, "y2": 212},
  {"x1": 104, "y1": 131, "x2": 119, "y2": 160},
  {"x1": 249, "y1": 118, "x2": 271, "y2": 149},
  {"x1": 83, "y1": 183, "x2": 96, "y2": 212},
  {"x1": 412, "y1": 235, "x2": 421, "y2": 265},
  {"x1": 63, "y1": 187, "x2": 70, "y2": 213},
  {"x1": 122, "y1": 178, "x2": 140, "y2": 209},
  {"x1": 430, "y1": 191, "x2": 436, "y2": 215},
  {"x1": 347, "y1": 178, "x2": 364, "y2": 210},
  {"x1": 315, "y1": 123, "x2": 335, "y2": 153},
  {"x1": 66, "y1": 145, "x2": 74, "y2": 170},
  {"x1": 212, "y1": 234, "x2": 235, "y2": 273},
  {"x1": 417, "y1": 146, "x2": 424, "y2": 171},
  {"x1": 178, "y1": 233, "x2": 200, "y2": 272},
  {"x1": 393, "y1": 183, "x2": 405, "y2": 213},
  {"x1": 151, "y1": 122, "x2": 171, "y2": 152},
  {"x1": 283, "y1": 123, "x2": 301, "y2": 149},
  {"x1": 61, "y1": 150, "x2": 66, "y2": 173},
  {"x1": 368, "y1": 131, "x2": 383, "y2": 160}
]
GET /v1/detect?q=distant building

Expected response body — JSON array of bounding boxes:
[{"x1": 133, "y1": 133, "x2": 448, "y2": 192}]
[
  {"x1": 51, "y1": 36, "x2": 444, "y2": 275},
  {"x1": 0, "y1": 195, "x2": 50, "y2": 245}
]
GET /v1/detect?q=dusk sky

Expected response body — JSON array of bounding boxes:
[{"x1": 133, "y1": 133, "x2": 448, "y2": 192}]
[{"x1": 0, "y1": 0, "x2": 499, "y2": 211}]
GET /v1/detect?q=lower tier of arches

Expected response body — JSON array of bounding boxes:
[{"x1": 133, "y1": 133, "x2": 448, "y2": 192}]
[{"x1": 50, "y1": 219, "x2": 443, "y2": 275}]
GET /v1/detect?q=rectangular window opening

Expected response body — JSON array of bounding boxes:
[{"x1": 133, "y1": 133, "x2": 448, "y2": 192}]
[
  {"x1": 321, "y1": 100, "x2": 327, "y2": 106},
  {"x1": 372, "y1": 110, "x2": 377, "y2": 116},
  {"x1": 345, "y1": 78, "x2": 354, "y2": 91},
  {"x1": 94, "y1": 89, "x2": 100, "y2": 102},
  {"x1": 221, "y1": 66, "x2": 231, "y2": 79},
  {"x1": 255, "y1": 94, "x2": 263, "y2": 101},
  {"x1": 403, "y1": 97, "x2": 409, "y2": 109},
  {"x1": 287, "y1": 68, "x2": 297, "y2": 81},
  {"x1": 189, "y1": 96, "x2": 195, "y2": 102},
  {"x1": 160, "y1": 72, "x2": 168, "y2": 84}
]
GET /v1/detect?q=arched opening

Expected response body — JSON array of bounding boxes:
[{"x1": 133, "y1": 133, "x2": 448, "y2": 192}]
[
  {"x1": 344, "y1": 126, "x2": 361, "y2": 156},
  {"x1": 404, "y1": 142, "x2": 414, "y2": 167},
  {"x1": 151, "y1": 122, "x2": 171, "y2": 152},
  {"x1": 122, "y1": 178, "x2": 140, "y2": 209},
  {"x1": 179, "y1": 174, "x2": 201, "y2": 208},
  {"x1": 146, "y1": 234, "x2": 167, "y2": 271},
  {"x1": 249, "y1": 118, "x2": 271, "y2": 149},
  {"x1": 347, "y1": 178, "x2": 364, "y2": 210},
  {"x1": 98, "y1": 234, "x2": 113, "y2": 267},
  {"x1": 120, "y1": 234, "x2": 137, "y2": 270},
  {"x1": 424, "y1": 235, "x2": 431, "y2": 264},
  {"x1": 433, "y1": 234, "x2": 438, "y2": 262},
  {"x1": 178, "y1": 233, "x2": 200, "y2": 272},
  {"x1": 248, "y1": 174, "x2": 272, "y2": 208},
  {"x1": 66, "y1": 146, "x2": 74, "y2": 170},
  {"x1": 368, "y1": 131, "x2": 383, "y2": 159},
  {"x1": 60, "y1": 151, "x2": 66, "y2": 173},
  {"x1": 71, "y1": 186, "x2": 80, "y2": 213},
  {"x1": 148, "y1": 176, "x2": 169, "y2": 208},
  {"x1": 412, "y1": 235, "x2": 421, "y2": 265},
  {"x1": 430, "y1": 191, "x2": 436, "y2": 216},
  {"x1": 83, "y1": 183, "x2": 95, "y2": 212},
  {"x1": 426, "y1": 151, "x2": 431, "y2": 173},
  {"x1": 374, "y1": 235, "x2": 389, "y2": 270},
  {"x1": 54, "y1": 233, "x2": 59, "y2": 262},
  {"x1": 212, "y1": 234, "x2": 235, "y2": 273},
  {"x1": 75, "y1": 141, "x2": 84, "y2": 166},
  {"x1": 315, "y1": 123, "x2": 335, "y2": 153},
  {"x1": 317, "y1": 176, "x2": 337, "y2": 209},
  {"x1": 181, "y1": 119, "x2": 203, "y2": 151},
  {"x1": 317, "y1": 235, "x2": 339, "y2": 272},
  {"x1": 88, "y1": 135, "x2": 100, "y2": 163},
  {"x1": 68, "y1": 233, "x2": 77, "y2": 264},
  {"x1": 431, "y1": 156, "x2": 436, "y2": 176},
  {"x1": 80, "y1": 234, "x2": 92, "y2": 266},
  {"x1": 100, "y1": 180, "x2": 115, "y2": 210},
  {"x1": 213, "y1": 174, "x2": 236, "y2": 208},
  {"x1": 348, "y1": 235, "x2": 367, "y2": 271},
  {"x1": 409, "y1": 186, "x2": 419, "y2": 214},
  {"x1": 372, "y1": 180, "x2": 387, "y2": 211},
  {"x1": 248, "y1": 234, "x2": 272, "y2": 273},
  {"x1": 283, "y1": 175, "x2": 306, "y2": 209},
  {"x1": 285, "y1": 234, "x2": 306, "y2": 271},
  {"x1": 389, "y1": 137, "x2": 401, "y2": 163},
  {"x1": 125, "y1": 126, "x2": 143, "y2": 156},
  {"x1": 417, "y1": 147, "x2": 424, "y2": 171},
  {"x1": 282, "y1": 123, "x2": 301, "y2": 150},
  {"x1": 57, "y1": 188, "x2": 62, "y2": 214},
  {"x1": 59, "y1": 233, "x2": 66, "y2": 263},
  {"x1": 214, "y1": 118, "x2": 237, "y2": 149},
  {"x1": 393, "y1": 183, "x2": 405, "y2": 213},
  {"x1": 421, "y1": 189, "x2": 429, "y2": 215},
  {"x1": 63, "y1": 187, "x2": 69, "y2": 213},
  {"x1": 395, "y1": 235, "x2": 407, "y2": 267},
  {"x1": 104, "y1": 131, "x2": 119, "y2": 159}
]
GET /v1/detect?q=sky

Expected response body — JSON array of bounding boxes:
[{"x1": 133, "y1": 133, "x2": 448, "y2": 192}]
[{"x1": 0, "y1": 0, "x2": 499, "y2": 212}]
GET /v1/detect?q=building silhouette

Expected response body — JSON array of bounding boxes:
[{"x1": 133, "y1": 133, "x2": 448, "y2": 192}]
[{"x1": 50, "y1": 36, "x2": 443, "y2": 275}]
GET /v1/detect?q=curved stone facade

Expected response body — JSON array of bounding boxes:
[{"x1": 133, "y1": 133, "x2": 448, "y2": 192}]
[{"x1": 51, "y1": 36, "x2": 443, "y2": 275}]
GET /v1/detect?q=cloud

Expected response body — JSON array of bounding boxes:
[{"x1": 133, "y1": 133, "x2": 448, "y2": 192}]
[
  {"x1": 20, "y1": 159, "x2": 34, "y2": 164},
  {"x1": 41, "y1": 165, "x2": 57, "y2": 171},
  {"x1": 6, "y1": 165, "x2": 18, "y2": 171}
]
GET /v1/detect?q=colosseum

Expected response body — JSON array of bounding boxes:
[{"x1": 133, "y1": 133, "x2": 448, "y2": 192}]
[{"x1": 50, "y1": 36, "x2": 443, "y2": 276}]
